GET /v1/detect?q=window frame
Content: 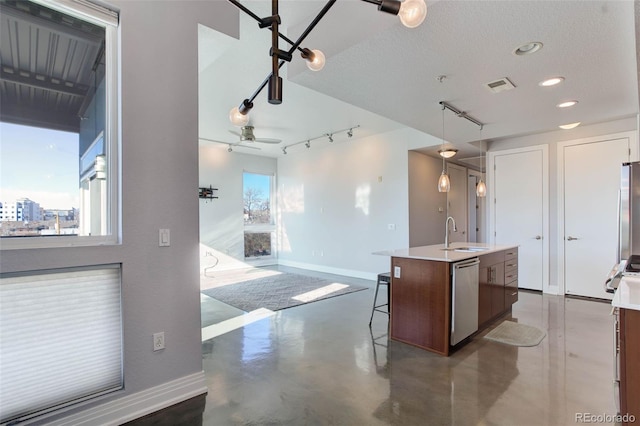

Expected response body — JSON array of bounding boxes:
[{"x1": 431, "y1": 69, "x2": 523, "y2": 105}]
[
  {"x1": 0, "y1": 0, "x2": 120, "y2": 250},
  {"x1": 242, "y1": 171, "x2": 276, "y2": 260}
]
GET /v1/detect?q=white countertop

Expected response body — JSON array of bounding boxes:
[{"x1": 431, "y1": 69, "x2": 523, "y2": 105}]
[
  {"x1": 373, "y1": 242, "x2": 518, "y2": 263},
  {"x1": 612, "y1": 275, "x2": 640, "y2": 311}
]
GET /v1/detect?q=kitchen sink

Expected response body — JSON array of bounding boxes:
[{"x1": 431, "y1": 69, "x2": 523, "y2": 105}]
[{"x1": 441, "y1": 246, "x2": 490, "y2": 252}]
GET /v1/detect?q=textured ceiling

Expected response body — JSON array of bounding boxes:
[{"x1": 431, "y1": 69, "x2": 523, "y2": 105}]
[{"x1": 200, "y1": 0, "x2": 639, "y2": 161}]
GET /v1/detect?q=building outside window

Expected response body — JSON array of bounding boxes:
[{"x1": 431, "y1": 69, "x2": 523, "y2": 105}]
[{"x1": 0, "y1": 0, "x2": 119, "y2": 248}]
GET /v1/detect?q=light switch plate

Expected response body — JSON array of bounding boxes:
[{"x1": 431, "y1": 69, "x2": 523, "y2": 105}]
[
  {"x1": 159, "y1": 229, "x2": 170, "y2": 247},
  {"x1": 394, "y1": 266, "x2": 401, "y2": 278}
]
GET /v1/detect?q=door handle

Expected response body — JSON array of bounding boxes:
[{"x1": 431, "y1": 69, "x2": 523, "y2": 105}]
[
  {"x1": 534, "y1": 235, "x2": 542, "y2": 240},
  {"x1": 567, "y1": 236, "x2": 579, "y2": 241}
]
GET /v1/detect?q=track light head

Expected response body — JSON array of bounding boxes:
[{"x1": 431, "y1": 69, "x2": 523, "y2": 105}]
[
  {"x1": 327, "y1": 133, "x2": 334, "y2": 143},
  {"x1": 228, "y1": 146, "x2": 233, "y2": 152},
  {"x1": 347, "y1": 128, "x2": 353, "y2": 138},
  {"x1": 305, "y1": 140, "x2": 311, "y2": 148},
  {"x1": 282, "y1": 147, "x2": 287, "y2": 154}
]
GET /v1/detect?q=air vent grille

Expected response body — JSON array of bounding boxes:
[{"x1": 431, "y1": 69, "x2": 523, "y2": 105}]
[{"x1": 484, "y1": 77, "x2": 516, "y2": 93}]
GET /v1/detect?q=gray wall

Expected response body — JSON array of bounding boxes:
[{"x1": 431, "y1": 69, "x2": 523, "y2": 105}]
[
  {"x1": 0, "y1": 0, "x2": 239, "y2": 419},
  {"x1": 408, "y1": 151, "x2": 448, "y2": 247}
]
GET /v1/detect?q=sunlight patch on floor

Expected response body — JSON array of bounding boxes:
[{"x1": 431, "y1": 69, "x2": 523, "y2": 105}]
[
  {"x1": 201, "y1": 307, "x2": 276, "y2": 341},
  {"x1": 292, "y1": 283, "x2": 349, "y2": 303}
]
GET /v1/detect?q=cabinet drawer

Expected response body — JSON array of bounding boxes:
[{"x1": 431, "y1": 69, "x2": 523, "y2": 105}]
[
  {"x1": 506, "y1": 281, "x2": 518, "y2": 305},
  {"x1": 505, "y1": 248, "x2": 518, "y2": 261},
  {"x1": 505, "y1": 270, "x2": 518, "y2": 284},
  {"x1": 505, "y1": 259, "x2": 518, "y2": 273}
]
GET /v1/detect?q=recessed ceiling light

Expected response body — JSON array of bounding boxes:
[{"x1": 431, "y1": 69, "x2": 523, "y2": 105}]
[
  {"x1": 559, "y1": 122, "x2": 581, "y2": 130},
  {"x1": 539, "y1": 77, "x2": 565, "y2": 87},
  {"x1": 513, "y1": 41, "x2": 543, "y2": 56},
  {"x1": 557, "y1": 100, "x2": 578, "y2": 108}
]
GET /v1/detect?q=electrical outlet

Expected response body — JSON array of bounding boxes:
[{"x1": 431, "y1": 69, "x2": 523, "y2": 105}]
[{"x1": 153, "y1": 332, "x2": 165, "y2": 351}]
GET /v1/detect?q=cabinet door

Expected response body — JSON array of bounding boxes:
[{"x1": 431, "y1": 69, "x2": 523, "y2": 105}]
[
  {"x1": 478, "y1": 265, "x2": 492, "y2": 325},
  {"x1": 491, "y1": 262, "x2": 505, "y2": 318}
]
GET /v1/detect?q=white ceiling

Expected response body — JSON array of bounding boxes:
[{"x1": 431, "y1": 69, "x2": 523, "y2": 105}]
[{"x1": 198, "y1": 0, "x2": 639, "y2": 163}]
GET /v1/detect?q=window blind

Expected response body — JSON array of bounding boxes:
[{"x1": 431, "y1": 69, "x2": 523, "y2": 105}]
[{"x1": 0, "y1": 266, "x2": 123, "y2": 423}]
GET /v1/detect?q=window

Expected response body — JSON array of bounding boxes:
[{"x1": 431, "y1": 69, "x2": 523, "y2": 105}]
[
  {"x1": 0, "y1": 0, "x2": 119, "y2": 248},
  {"x1": 243, "y1": 172, "x2": 275, "y2": 259}
]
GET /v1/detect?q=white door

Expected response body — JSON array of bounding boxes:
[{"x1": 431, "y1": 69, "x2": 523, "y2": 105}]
[
  {"x1": 447, "y1": 163, "x2": 468, "y2": 243},
  {"x1": 493, "y1": 148, "x2": 546, "y2": 291},
  {"x1": 563, "y1": 138, "x2": 629, "y2": 299}
]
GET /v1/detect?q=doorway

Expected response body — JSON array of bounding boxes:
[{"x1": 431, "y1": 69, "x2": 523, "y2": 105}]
[
  {"x1": 489, "y1": 145, "x2": 549, "y2": 292},
  {"x1": 558, "y1": 133, "x2": 637, "y2": 299}
]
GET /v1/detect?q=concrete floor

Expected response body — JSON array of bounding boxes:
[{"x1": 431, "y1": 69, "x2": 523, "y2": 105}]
[{"x1": 131, "y1": 265, "x2": 618, "y2": 425}]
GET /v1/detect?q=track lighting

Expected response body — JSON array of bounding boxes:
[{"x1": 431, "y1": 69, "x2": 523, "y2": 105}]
[
  {"x1": 228, "y1": 146, "x2": 233, "y2": 152},
  {"x1": 227, "y1": 0, "x2": 426, "y2": 125},
  {"x1": 280, "y1": 125, "x2": 359, "y2": 154}
]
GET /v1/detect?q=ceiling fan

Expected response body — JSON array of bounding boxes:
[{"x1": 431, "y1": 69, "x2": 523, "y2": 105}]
[{"x1": 229, "y1": 126, "x2": 281, "y2": 144}]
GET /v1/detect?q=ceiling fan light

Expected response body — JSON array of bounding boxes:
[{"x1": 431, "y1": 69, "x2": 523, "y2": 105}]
[
  {"x1": 304, "y1": 49, "x2": 325, "y2": 72},
  {"x1": 438, "y1": 171, "x2": 450, "y2": 193},
  {"x1": 229, "y1": 106, "x2": 249, "y2": 126},
  {"x1": 398, "y1": 0, "x2": 427, "y2": 28},
  {"x1": 476, "y1": 179, "x2": 487, "y2": 197}
]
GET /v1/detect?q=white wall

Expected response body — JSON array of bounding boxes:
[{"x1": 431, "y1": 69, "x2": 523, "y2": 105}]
[
  {"x1": 277, "y1": 128, "x2": 410, "y2": 280},
  {"x1": 489, "y1": 116, "x2": 638, "y2": 290},
  {"x1": 0, "y1": 2, "x2": 239, "y2": 423},
  {"x1": 199, "y1": 146, "x2": 277, "y2": 270}
]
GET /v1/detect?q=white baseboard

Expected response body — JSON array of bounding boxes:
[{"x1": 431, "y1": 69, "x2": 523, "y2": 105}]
[
  {"x1": 277, "y1": 259, "x2": 377, "y2": 282},
  {"x1": 43, "y1": 372, "x2": 207, "y2": 426}
]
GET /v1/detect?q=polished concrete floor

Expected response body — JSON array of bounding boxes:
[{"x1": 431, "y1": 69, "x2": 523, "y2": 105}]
[{"x1": 132, "y1": 266, "x2": 618, "y2": 425}]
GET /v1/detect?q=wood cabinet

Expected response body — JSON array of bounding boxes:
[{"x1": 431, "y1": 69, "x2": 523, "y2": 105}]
[
  {"x1": 619, "y1": 308, "x2": 640, "y2": 423},
  {"x1": 479, "y1": 248, "x2": 518, "y2": 327}
]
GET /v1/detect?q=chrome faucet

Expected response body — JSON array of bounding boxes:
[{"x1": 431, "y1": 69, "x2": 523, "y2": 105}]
[{"x1": 445, "y1": 216, "x2": 457, "y2": 248}]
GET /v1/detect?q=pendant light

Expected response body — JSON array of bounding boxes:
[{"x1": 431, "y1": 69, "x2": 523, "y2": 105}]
[
  {"x1": 476, "y1": 127, "x2": 487, "y2": 197},
  {"x1": 437, "y1": 105, "x2": 450, "y2": 193}
]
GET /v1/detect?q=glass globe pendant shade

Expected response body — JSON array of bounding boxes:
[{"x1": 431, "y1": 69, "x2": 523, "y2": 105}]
[
  {"x1": 398, "y1": 0, "x2": 427, "y2": 28},
  {"x1": 229, "y1": 106, "x2": 249, "y2": 126},
  {"x1": 476, "y1": 179, "x2": 487, "y2": 197},
  {"x1": 305, "y1": 49, "x2": 326, "y2": 72},
  {"x1": 438, "y1": 170, "x2": 450, "y2": 193}
]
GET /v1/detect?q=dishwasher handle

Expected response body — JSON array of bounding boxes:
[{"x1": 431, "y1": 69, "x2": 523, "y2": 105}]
[{"x1": 454, "y1": 258, "x2": 480, "y2": 270}]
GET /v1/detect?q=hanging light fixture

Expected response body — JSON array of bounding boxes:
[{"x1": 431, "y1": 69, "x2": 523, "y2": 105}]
[
  {"x1": 437, "y1": 105, "x2": 450, "y2": 193},
  {"x1": 227, "y1": 0, "x2": 427, "y2": 125},
  {"x1": 476, "y1": 127, "x2": 487, "y2": 198}
]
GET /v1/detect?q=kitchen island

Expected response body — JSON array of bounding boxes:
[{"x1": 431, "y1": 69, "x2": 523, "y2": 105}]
[{"x1": 375, "y1": 242, "x2": 519, "y2": 356}]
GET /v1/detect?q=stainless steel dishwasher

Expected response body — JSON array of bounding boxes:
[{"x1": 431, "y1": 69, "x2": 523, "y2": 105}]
[{"x1": 451, "y1": 257, "x2": 480, "y2": 345}]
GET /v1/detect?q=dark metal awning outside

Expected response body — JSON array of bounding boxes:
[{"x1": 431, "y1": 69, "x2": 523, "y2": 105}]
[{"x1": 0, "y1": 0, "x2": 104, "y2": 133}]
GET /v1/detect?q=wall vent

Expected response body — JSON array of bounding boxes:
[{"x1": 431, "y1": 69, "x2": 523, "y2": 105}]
[{"x1": 484, "y1": 77, "x2": 516, "y2": 93}]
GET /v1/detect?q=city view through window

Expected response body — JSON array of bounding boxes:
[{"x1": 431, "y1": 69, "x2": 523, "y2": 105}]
[{"x1": 0, "y1": 123, "x2": 80, "y2": 237}]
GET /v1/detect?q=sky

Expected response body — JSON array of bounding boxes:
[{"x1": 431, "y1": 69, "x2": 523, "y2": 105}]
[
  {"x1": 0, "y1": 122, "x2": 80, "y2": 210},
  {"x1": 243, "y1": 172, "x2": 271, "y2": 198}
]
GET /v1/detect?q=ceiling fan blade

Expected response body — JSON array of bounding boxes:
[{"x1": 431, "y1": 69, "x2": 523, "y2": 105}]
[
  {"x1": 236, "y1": 144, "x2": 261, "y2": 150},
  {"x1": 254, "y1": 138, "x2": 282, "y2": 144},
  {"x1": 228, "y1": 130, "x2": 242, "y2": 137},
  {"x1": 199, "y1": 137, "x2": 229, "y2": 144}
]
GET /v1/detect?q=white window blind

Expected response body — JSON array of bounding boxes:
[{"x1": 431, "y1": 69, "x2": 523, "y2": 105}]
[{"x1": 0, "y1": 266, "x2": 123, "y2": 424}]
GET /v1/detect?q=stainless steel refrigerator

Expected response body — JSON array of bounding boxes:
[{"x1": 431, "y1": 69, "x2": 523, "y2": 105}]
[
  {"x1": 606, "y1": 162, "x2": 640, "y2": 293},
  {"x1": 617, "y1": 161, "x2": 640, "y2": 262}
]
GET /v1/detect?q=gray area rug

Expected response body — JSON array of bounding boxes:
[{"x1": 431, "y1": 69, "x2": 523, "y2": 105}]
[
  {"x1": 201, "y1": 269, "x2": 367, "y2": 312},
  {"x1": 484, "y1": 320, "x2": 546, "y2": 347}
]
